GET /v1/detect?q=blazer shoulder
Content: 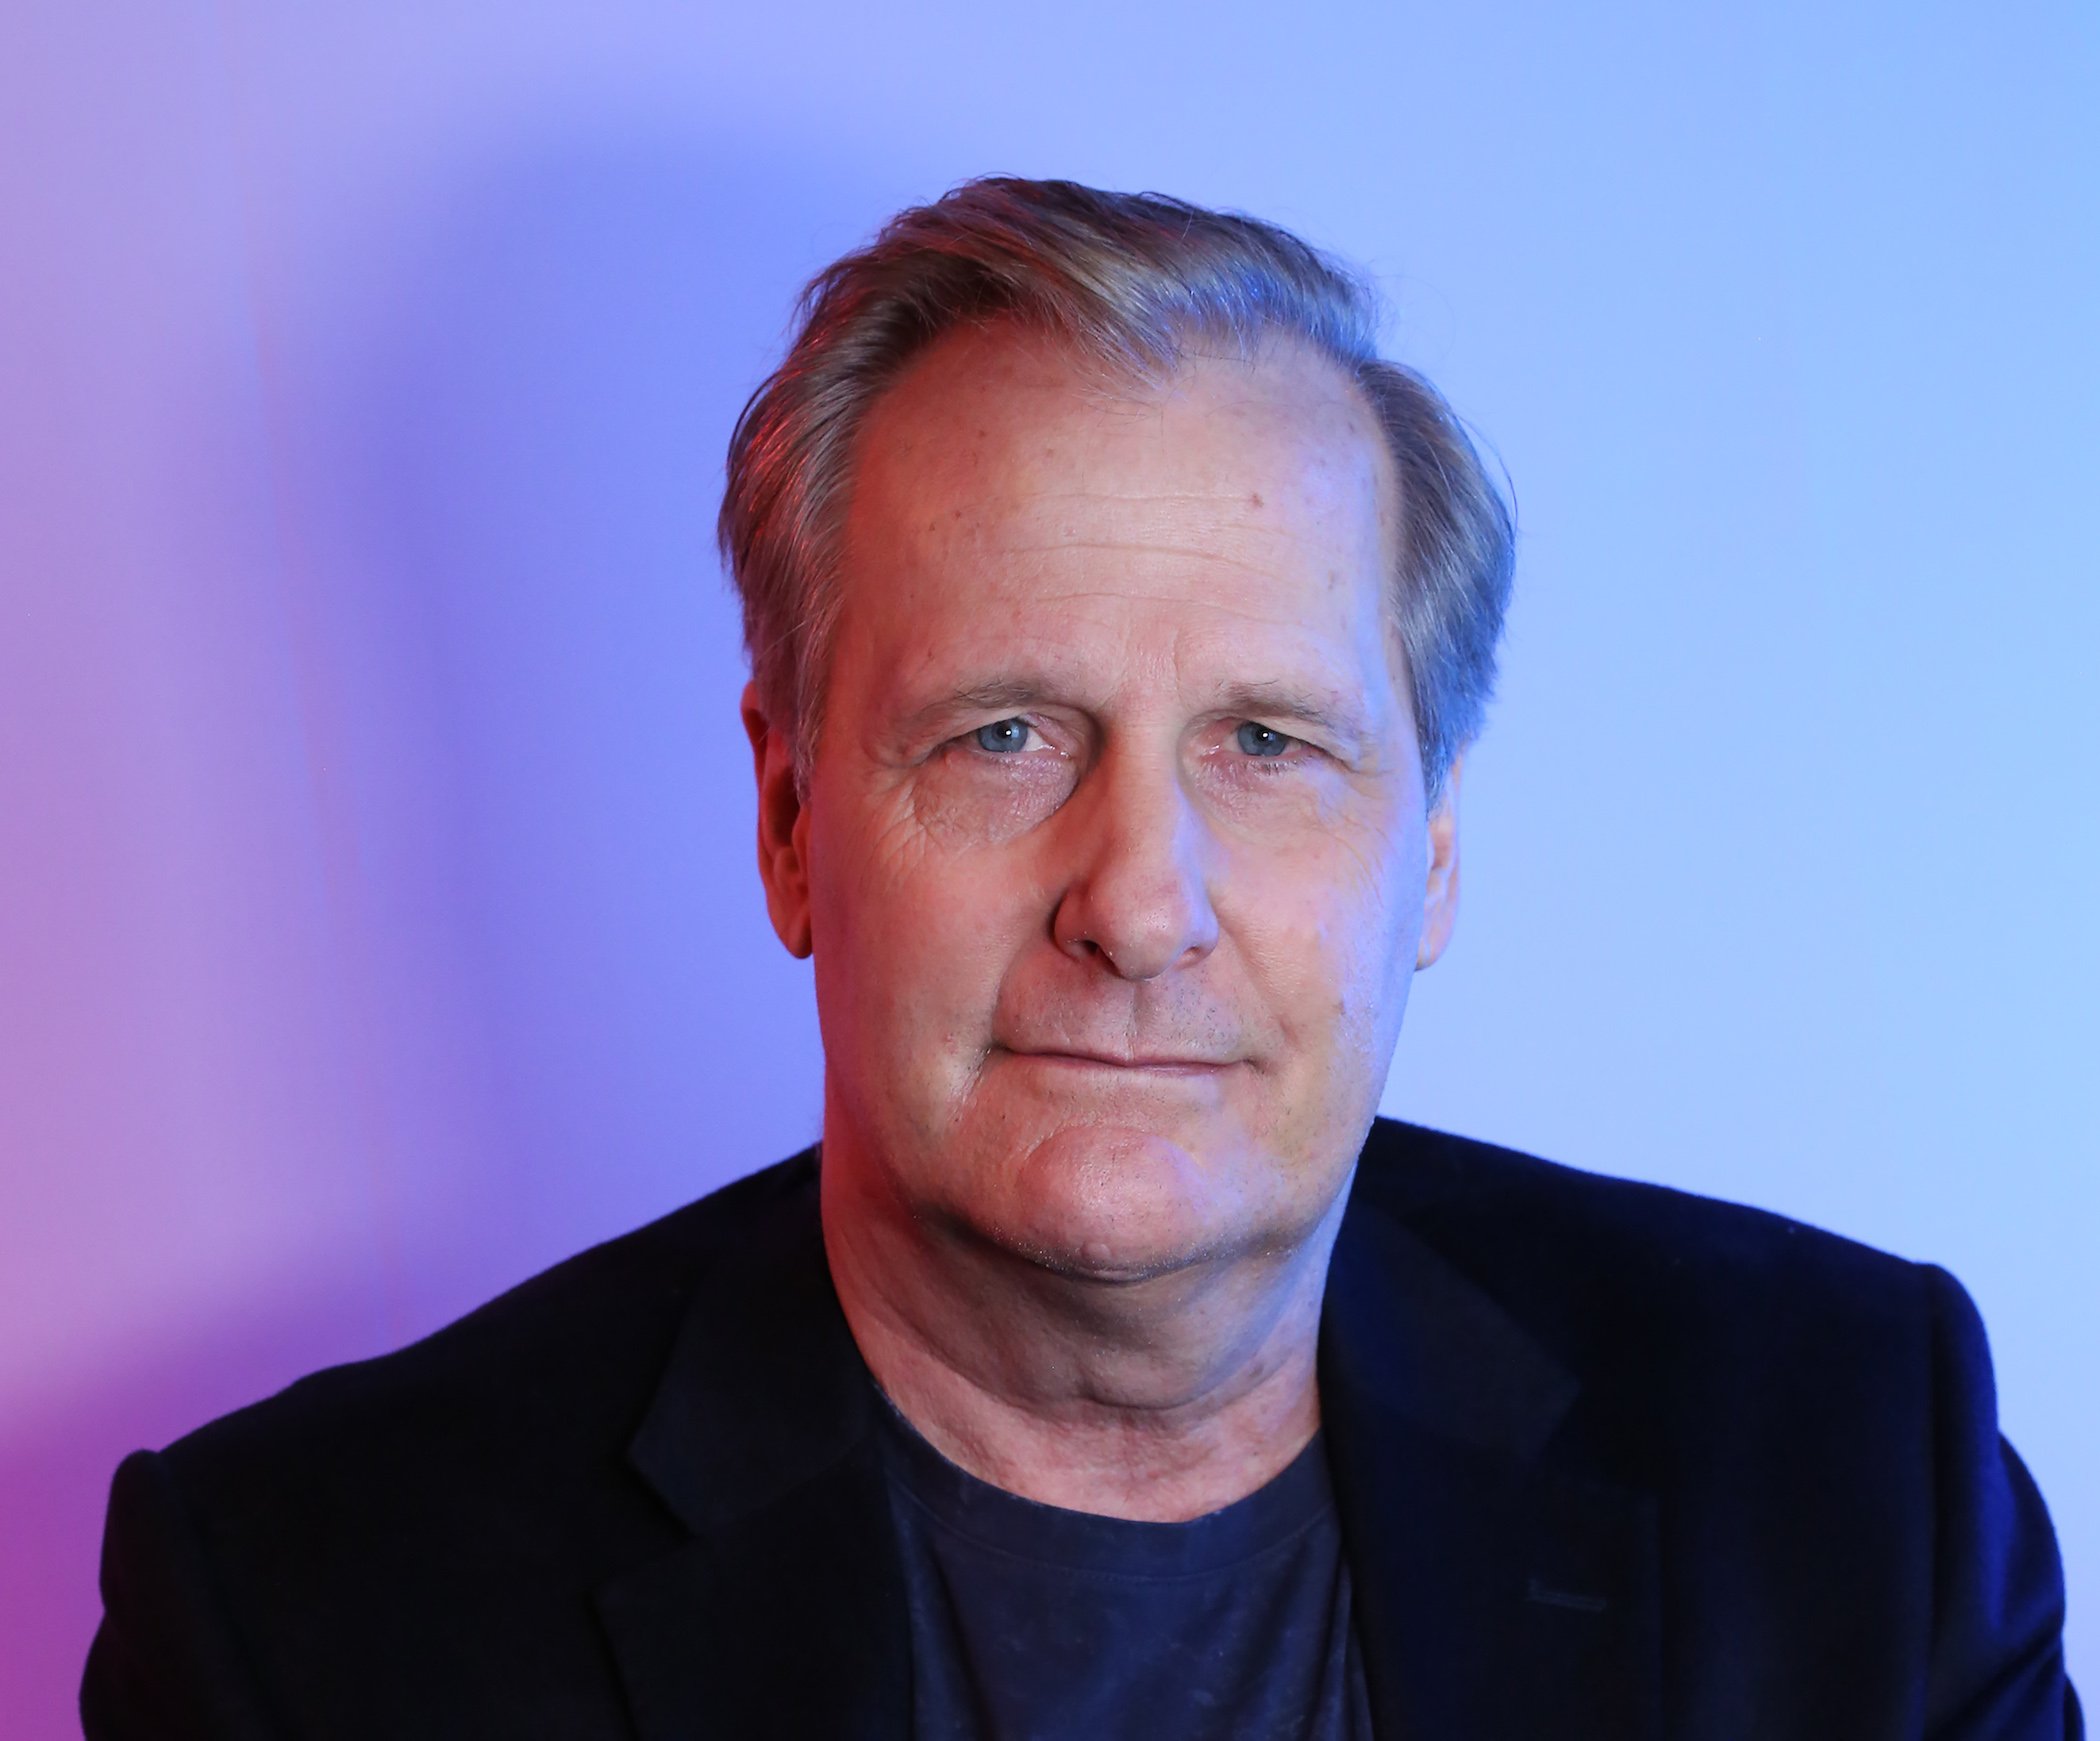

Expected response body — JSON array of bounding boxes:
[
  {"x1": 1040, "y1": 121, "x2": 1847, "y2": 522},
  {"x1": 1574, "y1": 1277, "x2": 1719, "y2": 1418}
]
[
  {"x1": 1352, "y1": 1117, "x2": 1936, "y2": 1389},
  {"x1": 157, "y1": 1148, "x2": 821, "y2": 1520},
  {"x1": 1360, "y1": 1115, "x2": 1922, "y2": 1290}
]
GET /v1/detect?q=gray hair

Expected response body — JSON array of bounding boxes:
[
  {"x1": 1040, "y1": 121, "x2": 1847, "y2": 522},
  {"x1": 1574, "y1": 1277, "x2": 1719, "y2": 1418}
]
[{"x1": 718, "y1": 176, "x2": 1514, "y2": 806}]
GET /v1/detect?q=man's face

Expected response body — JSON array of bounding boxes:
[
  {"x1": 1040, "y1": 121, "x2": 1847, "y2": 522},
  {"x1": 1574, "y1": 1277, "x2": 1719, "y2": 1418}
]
[{"x1": 751, "y1": 325, "x2": 1457, "y2": 1283}]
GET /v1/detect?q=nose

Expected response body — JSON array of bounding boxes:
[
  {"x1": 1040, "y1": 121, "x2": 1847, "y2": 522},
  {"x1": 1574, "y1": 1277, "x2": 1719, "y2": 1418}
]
[{"x1": 1051, "y1": 745, "x2": 1220, "y2": 981}]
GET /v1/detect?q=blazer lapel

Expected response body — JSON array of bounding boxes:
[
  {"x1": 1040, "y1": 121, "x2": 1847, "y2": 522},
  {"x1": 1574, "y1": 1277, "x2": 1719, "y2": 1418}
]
[
  {"x1": 593, "y1": 1454, "x2": 910, "y2": 1741},
  {"x1": 1322, "y1": 1203, "x2": 1662, "y2": 1740},
  {"x1": 593, "y1": 1159, "x2": 911, "y2": 1740}
]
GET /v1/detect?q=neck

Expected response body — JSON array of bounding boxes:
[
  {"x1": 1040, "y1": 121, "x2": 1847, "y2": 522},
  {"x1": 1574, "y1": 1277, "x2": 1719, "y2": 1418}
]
[{"x1": 819, "y1": 1134, "x2": 1349, "y2": 1523}]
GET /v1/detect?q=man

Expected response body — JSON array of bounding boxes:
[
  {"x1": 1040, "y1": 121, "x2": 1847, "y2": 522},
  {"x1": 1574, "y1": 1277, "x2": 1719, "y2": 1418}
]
[{"x1": 84, "y1": 178, "x2": 2078, "y2": 1738}]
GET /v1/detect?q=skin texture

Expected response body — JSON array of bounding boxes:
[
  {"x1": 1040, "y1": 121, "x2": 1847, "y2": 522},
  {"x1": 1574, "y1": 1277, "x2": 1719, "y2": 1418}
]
[{"x1": 744, "y1": 324, "x2": 1460, "y2": 1520}]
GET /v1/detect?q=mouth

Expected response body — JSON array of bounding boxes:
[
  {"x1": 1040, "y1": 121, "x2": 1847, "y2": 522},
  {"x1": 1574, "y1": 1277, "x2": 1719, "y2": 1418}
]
[{"x1": 996, "y1": 1046, "x2": 1236, "y2": 1077}]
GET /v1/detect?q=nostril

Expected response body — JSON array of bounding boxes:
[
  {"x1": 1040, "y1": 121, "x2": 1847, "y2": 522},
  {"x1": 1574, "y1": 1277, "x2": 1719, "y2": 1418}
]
[{"x1": 1071, "y1": 932, "x2": 1126, "y2": 973}]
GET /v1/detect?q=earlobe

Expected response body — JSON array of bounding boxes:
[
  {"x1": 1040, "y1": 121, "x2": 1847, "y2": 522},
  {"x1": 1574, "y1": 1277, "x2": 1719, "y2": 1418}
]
[
  {"x1": 1415, "y1": 756, "x2": 1463, "y2": 971},
  {"x1": 742, "y1": 681, "x2": 815, "y2": 959}
]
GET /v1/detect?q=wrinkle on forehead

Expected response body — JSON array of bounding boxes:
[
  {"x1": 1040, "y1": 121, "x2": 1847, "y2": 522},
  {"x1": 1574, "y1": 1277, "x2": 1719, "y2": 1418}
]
[
  {"x1": 949, "y1": 412, "x2": 1389, "y2": 522},
  {"x1": 989, "y1": 544, "x2": 1323, "y2": 586}
]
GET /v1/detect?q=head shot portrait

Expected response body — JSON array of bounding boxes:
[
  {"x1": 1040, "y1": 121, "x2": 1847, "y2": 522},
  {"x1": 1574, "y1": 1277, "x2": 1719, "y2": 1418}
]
[{"x1": 69, "y1": 174, "x2": 2082, "y2": 1739}]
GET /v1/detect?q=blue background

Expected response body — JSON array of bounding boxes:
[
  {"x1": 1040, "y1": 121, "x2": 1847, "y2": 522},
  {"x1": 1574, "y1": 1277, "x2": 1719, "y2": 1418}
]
[{"x1": 1, "y1": 1, "x2": 2092, "y2": 1728}]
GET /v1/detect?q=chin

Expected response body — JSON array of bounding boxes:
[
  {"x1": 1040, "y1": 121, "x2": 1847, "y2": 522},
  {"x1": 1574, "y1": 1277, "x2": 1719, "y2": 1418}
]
[{"x1": 975, "y1": 1121, "x2": 1278, "y2": 1285}]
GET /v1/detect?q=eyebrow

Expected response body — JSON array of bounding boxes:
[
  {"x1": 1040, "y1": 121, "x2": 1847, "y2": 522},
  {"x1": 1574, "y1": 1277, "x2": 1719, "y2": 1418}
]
[
  {"x1": 892, "y1": 678, "x2": 1063, "y2": 738},
  {"x1": 1208, "y1": 680, "x2": 1373, "y2": 751}
]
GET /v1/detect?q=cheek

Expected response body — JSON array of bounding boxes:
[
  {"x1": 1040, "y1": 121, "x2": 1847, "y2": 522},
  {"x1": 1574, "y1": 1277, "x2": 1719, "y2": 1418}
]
[
  {"x1": 814, "y1": 787, "x2": 1046, "y2": 1048},
  {"x1": 1234, "y1": 817, "x2": 1422, "y2": 1069}
]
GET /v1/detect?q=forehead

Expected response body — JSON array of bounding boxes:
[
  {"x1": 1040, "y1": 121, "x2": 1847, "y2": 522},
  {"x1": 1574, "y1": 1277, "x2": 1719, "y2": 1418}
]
[{"x1": 845, "y1": 324, "x2": 1396, "y2": 575}]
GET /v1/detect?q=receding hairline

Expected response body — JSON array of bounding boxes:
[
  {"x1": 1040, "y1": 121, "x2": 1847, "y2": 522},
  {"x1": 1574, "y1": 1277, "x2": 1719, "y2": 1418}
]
[
  {"x1": 869, "y1": 307, "x2": 1392, "y2": 412},
  {"x1": 834, "y1": 314, "x2": 1408, "y2": 581}
]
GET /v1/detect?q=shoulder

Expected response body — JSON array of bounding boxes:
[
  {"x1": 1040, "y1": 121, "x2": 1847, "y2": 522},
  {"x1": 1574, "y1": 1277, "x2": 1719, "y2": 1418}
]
[
  {"x1": 1355, "y1": 1114, "x2": 1931, "y2": 1317},
  {"x1": 1349, "y1": 1117, "x2": 1948, "y2": 1444},
  {"x1": 155, "y1": 1149, "x2": 821, "y2": 1527}
]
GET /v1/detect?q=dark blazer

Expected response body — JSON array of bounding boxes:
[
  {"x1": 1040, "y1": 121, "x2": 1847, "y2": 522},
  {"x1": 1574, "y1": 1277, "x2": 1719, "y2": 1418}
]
[{"x1": 83, "y1": 1120, "x2": 2080, "y2": 1739}]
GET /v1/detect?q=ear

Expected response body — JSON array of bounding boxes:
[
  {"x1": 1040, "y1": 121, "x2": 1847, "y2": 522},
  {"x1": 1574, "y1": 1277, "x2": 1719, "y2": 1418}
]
[
  {"x1": 742, "y1": 680, "x2": 814, "y2": 959},
  {"x1": 1415, "y1": 754, "x2": 1462, "y2": 971}
]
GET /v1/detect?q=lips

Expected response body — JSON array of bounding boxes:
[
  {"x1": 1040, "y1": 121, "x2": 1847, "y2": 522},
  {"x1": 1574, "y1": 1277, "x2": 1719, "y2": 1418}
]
[{"x1": 997, "y1": 1045, "x2": 1235, "y2": 1071}]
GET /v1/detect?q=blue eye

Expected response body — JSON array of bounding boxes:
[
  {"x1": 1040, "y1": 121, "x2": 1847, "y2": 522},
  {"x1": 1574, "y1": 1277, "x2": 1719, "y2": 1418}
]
[
  {"x1": 974, "y1": 718, "x2": 1033, "y2": 754},
  {"x1": 1236, "y1": 721, "x2": 1292, "y2": 758}
]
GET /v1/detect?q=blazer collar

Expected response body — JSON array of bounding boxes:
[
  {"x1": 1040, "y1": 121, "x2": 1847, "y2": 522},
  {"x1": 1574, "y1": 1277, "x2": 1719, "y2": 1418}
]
[{"x1": 596, "y1": 1136, "x2": 1661, "y2": 1740}]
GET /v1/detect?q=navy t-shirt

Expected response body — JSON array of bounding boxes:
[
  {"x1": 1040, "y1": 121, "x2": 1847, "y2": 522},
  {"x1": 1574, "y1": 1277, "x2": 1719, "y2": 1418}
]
[{"x1": 876, "y1": 1399, "x2": 1375, "y2": 1740}]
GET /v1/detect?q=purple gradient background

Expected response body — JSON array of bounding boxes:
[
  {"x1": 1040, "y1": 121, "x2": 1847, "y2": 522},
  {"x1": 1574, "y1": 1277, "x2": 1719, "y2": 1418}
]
[{"x1": 3, "y1": 2, "x2": 2093, "y2": 1730}]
